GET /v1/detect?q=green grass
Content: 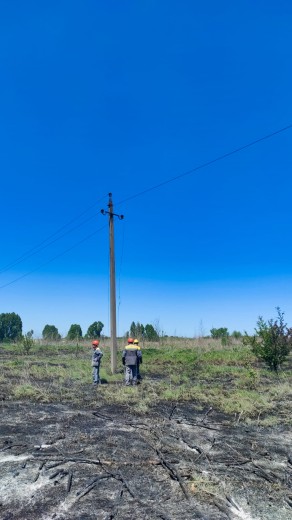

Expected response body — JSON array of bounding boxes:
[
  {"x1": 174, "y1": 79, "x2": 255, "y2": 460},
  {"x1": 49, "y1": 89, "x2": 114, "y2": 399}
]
[{"x1": 0, "y1": 338, "x2": 291, "y2": 424}]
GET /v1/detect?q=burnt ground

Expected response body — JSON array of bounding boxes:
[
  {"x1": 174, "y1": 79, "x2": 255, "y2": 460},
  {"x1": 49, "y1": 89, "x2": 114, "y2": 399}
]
[{"x1": 1, "y1": 396, "x2": 292, "y2": 520}]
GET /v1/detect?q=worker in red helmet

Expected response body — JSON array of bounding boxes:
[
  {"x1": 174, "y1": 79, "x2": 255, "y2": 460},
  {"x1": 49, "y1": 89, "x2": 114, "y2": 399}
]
[
  {"x1": 122, "y1": 338, "x2": 142, "y2": 386},
  {"x1": 91, "y1": 340, "x2": 103, "y2": 386}
]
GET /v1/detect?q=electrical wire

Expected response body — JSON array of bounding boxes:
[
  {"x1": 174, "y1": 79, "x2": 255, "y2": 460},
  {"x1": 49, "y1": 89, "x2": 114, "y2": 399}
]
[
  {"x1": 117, "y1": 220, "x2": 125, "y2": 336},
  {"x1": 0, "y1": 194, "x2": 108, "y2": 274},
  {"x1": 0, "y1": 224, "x2": 107, "y2": 290},
  {"x1": 1, "y1": 123, "x2": 291, "y2": 291},
  {"x1": 107, "y1": 236, "x2": 110, "y2": 339},
  {"x1": 0, "y1": 211, "x2": 104, "y2": 275},
  {"x1": 115, "y1": 124, "x2": 292, "y2": 207}
]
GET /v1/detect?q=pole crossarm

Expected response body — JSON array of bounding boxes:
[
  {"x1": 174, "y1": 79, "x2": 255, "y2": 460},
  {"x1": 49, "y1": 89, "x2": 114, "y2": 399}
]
[{"x1": 101, "y1": 209, "x2": 124, "y2": 220}]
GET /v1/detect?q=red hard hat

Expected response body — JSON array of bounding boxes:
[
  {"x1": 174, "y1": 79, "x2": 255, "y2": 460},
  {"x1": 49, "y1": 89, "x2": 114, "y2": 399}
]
[
  {"x1": 127, "y1": 337, "x2": 134, "y2": 344},
  {"x1": 92, "y1": 340, "x2": 99, "y2": 346}
]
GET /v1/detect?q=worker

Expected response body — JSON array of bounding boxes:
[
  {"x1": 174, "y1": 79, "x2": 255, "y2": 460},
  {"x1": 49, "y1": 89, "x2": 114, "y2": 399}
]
[
  {"x1": 122, "y1": 337, "x2": 142, "y2": 386},
  {"x1": 133, "y1": 339, "x2": 142, "y2": 381},
  {"x1": 91, "y1": 340, "x2": 103, "y2": 386}
]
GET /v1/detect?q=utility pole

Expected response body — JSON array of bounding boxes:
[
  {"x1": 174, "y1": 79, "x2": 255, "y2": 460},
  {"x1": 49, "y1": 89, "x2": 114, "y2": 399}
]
[{"x1": 101, "y1": 193, "x2": 124, "y2": 373}]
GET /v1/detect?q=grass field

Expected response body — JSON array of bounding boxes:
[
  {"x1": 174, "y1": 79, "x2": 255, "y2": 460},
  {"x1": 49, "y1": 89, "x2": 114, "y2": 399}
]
[{"x1": 1, "y1": 337, "x2": 292, "y2": 425}]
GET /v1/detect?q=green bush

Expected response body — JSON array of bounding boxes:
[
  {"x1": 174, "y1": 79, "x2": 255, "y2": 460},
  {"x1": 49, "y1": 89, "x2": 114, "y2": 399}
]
[
  {"x1": 232, "y1": 331, "x2": 242, "y2": 339},
  {"x1": 210, "y1": 327, "x2": 230, "y2": 345},
  {"x1": 243, "y1": 308, "x2": 292, "y2": 371},
  {"x1": 20, "y1": 330, "x2": 34, "y2": 355}
]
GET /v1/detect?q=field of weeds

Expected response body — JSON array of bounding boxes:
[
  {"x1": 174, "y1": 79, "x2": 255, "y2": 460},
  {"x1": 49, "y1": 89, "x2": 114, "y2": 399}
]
[
  {"x1": 0, "y1": 337, "x2": 292, "y2": 425},
  {"x1": 1, "y1": 338, "x2": 292, "y2": 519}
]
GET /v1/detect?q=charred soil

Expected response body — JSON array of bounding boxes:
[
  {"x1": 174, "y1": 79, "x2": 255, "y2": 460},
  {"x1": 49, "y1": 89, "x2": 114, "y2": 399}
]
[
  {"x1": 1, "y1": 396, "x2": 292, "y2": 520},
  {"x1": 1, "y1": 342, "x2": 292, "y2": 520}
]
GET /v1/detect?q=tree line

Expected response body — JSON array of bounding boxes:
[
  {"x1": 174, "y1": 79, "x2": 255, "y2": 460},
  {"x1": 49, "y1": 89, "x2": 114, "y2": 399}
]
[
  {"x1": 0, "y1": 314, "x2": 160, "y2": 342},
  {"x1": 0, "y1": 315, "x2": 162, "y2": 343},
  {"x1": 1, "y1": 309, "x2": 292, "y2": 372},
  {"x1": 0, "y1": 313, "x2": 104, "y2": 341},
  {"x1": 43, "y1": 321, "x2": 105, "y2": 340},
  {"x1": 127, "y1": 321, "x2": 160, "y2": 341}
]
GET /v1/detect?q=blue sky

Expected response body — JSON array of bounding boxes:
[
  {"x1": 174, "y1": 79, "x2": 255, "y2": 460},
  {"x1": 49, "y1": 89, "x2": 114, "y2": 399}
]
[{"x1": 1, "y1": 0, "x2": 292, "y2": 338}]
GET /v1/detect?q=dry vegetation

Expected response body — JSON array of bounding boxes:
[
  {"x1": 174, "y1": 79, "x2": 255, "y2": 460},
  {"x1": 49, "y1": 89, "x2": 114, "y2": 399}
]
[
  {"x1": 1, "y1": 338, "x2": 292, "y2": 519},
  {"x1": 1, "y1": 336, "x2": 291, "y2": 425}
]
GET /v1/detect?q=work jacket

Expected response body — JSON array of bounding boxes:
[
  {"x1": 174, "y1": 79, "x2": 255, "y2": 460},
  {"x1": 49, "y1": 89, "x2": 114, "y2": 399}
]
[
  {"x1": 122, "y1": 345, "x2": 142, "y2": 366},
  {"x1": 92, "y1": 348, "x2": 103, "y2": 367}
]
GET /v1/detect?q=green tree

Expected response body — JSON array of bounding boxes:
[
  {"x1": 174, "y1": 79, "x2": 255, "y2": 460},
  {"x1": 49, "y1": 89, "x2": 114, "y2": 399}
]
[
  {"x1": 210, "y1": 327, "x2": 229, "y2": 339},
  {"x1": 42, "y1": 324, "x2": 61, "y2": 341},
  {"x1": 232, "y1": 330, "x2": 242, "y2": 339},
  {"x1": 243, "y1": 307, "x2": 292, "y2": 371},
  {"x1": 86, "y1": 321, "x2": 104, "y2": 339},
  {"x1": 136, "y1": 322, "x2": 145, "y2": 338},
  {"x1": 144, "y1": 324, "x2": 159, "y2": 341},
  {"x1": 0, "y1": 312, "x2": 22, "y2": 342},
  {"x1": 210, "y1": 327, "x2": 230, "y2": 346},
  {"x1": 67, "y1": 324, "x2": 82, "y2": 340},
  {"x1": 130, "y1": 321, "x2": 137, "y2": 337},
  {"x1": 129, "y1": 321, "x2": 145, "y2": 339}
]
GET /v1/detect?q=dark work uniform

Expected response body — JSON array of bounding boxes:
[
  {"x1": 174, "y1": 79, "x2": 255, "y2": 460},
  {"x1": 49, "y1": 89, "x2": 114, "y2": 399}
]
[
  {"x1": 92, "y1": 347, "x2": 103, "y2": 385},
  {"x1": 122, "y1": 346, "x2": 142, "y2": 385}
]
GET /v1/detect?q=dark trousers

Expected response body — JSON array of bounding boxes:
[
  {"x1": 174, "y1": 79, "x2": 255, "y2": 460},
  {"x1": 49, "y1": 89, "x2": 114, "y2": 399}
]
[{"x1": 125, "y1": 365, "x2": 138, "y2": 385}]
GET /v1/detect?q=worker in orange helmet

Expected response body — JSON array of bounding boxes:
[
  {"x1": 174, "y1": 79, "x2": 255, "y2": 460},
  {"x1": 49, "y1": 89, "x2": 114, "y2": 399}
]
[
  {"x1": 91, "y1": 340, "x2": 103, "y2": 386},
  {"x1": 122, "y1": 338, "x2": 142, "y2": 386}
]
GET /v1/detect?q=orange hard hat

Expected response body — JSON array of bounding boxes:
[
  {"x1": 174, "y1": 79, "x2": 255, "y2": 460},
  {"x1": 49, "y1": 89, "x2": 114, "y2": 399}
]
[
  {"x1": 127, "y1": 337, "x2": 134, "y2": 344},
  {"x1": 92, "y1": 340, "x2": 99, "y2": 346}
]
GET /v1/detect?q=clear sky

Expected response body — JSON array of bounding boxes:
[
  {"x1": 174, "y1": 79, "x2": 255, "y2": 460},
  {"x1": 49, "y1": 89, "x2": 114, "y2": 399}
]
[{"x1": 1, "y1": 0, "x2": 292, "y2": 338}]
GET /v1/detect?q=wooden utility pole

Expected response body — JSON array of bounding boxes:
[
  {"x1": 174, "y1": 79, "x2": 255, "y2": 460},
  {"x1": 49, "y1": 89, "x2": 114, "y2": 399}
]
[{"x1": 101, "y1": 193, "x2": 124, "y2": 373}]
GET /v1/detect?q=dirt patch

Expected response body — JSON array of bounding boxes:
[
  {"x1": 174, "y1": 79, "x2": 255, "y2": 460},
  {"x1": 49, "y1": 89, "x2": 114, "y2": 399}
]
[{"x1": 1, "y1": 398, "x2": 292, "y2": 520}]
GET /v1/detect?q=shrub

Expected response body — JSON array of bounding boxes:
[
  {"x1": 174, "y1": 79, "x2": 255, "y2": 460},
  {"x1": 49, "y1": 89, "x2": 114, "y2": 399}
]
[
  {"x1": 210, "y1": 327, "x2": 229, "y2": 339},
  {"x1": 20, "y1": 330, "x2": 34, "y2": 355},
  {"x1": 232, "y1": 331, "x2": 242, "y2": 339},
  {"x1": 210, "y1": 327, "x2": 230, "y2": 346},
  {"x1": 243, "y1": 308, "x2": 292, "y2": 371}
]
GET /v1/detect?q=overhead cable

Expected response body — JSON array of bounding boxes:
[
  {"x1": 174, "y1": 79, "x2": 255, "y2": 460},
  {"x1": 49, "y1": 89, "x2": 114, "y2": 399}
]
[
  {"x1": 116, "y1": 124, "x2": 292, "y2": 206},
  {"x1": 0, "y1": 193, "x2": 108, "y2": 274},
  {"x1": 1, "y1": 123, "x2": 291, "y2": 290},
  {"x1": 0, "y1": 224, "x2": 107, "y2": 290}
]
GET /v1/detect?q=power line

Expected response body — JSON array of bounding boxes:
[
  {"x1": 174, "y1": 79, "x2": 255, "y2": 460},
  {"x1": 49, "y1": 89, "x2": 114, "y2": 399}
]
[
  {"x1": 116, "y1": 124, "x2": 292, "y2": 206},
  {"x1": 0, "y1": 210, "x2": 102, "y2": 275},
  {"x1": 117, "y1": 220, "x2": 125, "y2": 336},
  {"x1": 0, "y1": 194, "x2": 108, "y2": 274},
  {"x1": 1, "y1": 123, "x2": 291, "y2": 290},
  {"x1": 0, "y1": 224, "x2": 107, "y2": 290}
]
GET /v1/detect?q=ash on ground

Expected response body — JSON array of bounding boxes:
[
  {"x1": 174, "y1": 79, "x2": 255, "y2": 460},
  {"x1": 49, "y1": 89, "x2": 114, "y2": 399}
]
[{"x1": 1, "y1": 400, "x2": 292, "y2": 520}]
